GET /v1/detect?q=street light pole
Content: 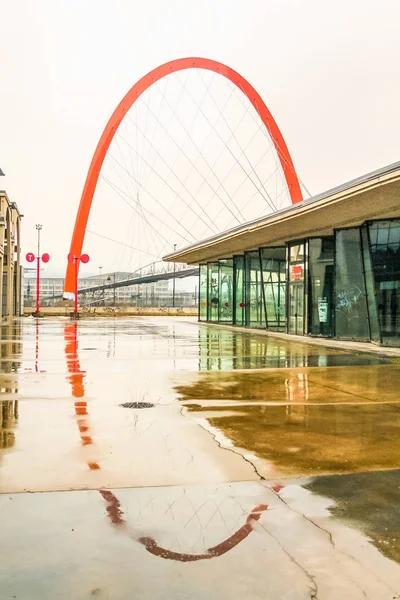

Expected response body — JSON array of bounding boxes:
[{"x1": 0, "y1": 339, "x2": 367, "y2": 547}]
[
  {"x1": 26, "y1": 226, "x2": 50, "y2": 317},
  {"x1": 74, "y1": 257, "x2": 79, "y2": 314},
  {"x1": 35, "y1": 224, "x2": 42, "y2": 314},
  {"x1": 172, "y1": 244, "x2": 177, "y2": 308}
]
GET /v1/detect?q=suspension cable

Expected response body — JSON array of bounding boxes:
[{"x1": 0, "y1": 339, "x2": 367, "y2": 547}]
[
  {"x1": 100, "y1": 171, "x2": 196, "y2": 245},
  {"x1": 110, "y1": 140, "x2": 218, "y2": 235},
  {"x1": 86, "y1": 229, "x2": 161, "y2": 259},
  {"x1": 177, "y1": 76, "x2": 277, "y2": 214},
  {"x1": 151, "y1": 74, "x2": 246, "y2": 224},
  {"x1": 197, "y1": 70, "x2": 278, "y2": 212}
]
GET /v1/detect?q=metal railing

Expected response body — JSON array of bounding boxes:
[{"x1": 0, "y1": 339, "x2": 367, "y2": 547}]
[{"x1": 25, "y1": 291, "x2": 198, "y2": 309}]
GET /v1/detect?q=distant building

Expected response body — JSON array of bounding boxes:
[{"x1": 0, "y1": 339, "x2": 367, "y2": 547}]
[
  {"x1": 23, "y1": 271, "x2": 170, "y2": 306},
  {"x1": 0, "y1": 191, "x2": 23, "y2": 317}
]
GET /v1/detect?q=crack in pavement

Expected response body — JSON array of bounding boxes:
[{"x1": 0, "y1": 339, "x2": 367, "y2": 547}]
[
  {"x1": 180, "y1": 404, "x2": 400, "y2": 598},
  {"x1": 272, "y1": 488, "x2": 399, "y2": 599},
  {"x1": 256, "y1": 519, "x2": 319, "y2": 599},
  {"x1": 183, "y1": 406, "x2": 266, "y2": 481}
]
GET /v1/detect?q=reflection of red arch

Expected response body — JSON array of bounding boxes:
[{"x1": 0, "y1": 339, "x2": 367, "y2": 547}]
[
  {"x1": 64, "y1": 322, "x2": 100, "y2": 471},
  {"x1": 64, "y1": 57, "x2": 303, "y2": 295},
  {"x1": 99, "y1": 489, "x2": 268, "y2": 562}
]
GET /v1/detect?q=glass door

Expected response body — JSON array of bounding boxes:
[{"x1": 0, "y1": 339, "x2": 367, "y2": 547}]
[
  {"x1": 289, "y1": 281, "x2": 304, "y2": 334},
  {"x1": 288, "y1": 242, "x2": 306, "y2": 335},
  {"x1": 244, "y1": 252, "x2": 265, "y2": 328},
  {"x1": 259, "y1": 247, "x2": 286, "y2": 330},
  {"x1": 207, "y1": 263, "x2": 219, "y2": 322},
  {"x1": 308, "y1": 238, "x2": 334, "y2": 336}
]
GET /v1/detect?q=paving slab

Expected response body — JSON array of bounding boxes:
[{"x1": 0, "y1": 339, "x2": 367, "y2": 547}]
[{"x1": 1, "y1": 316, "x2": 400, "y2": 599}]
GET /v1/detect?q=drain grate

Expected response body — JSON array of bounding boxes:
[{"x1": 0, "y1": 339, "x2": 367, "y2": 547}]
[{"x1": 119, "y1": 402, "x2": 155, "y2": 409}]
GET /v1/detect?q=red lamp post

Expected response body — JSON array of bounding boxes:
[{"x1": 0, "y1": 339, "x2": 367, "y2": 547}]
[
  {"x1": 67, "y1": 252, "x2": 90, "y2": 316},
  {"x1": 26, "y1": 224, "x2": 50, "y2": 316}
]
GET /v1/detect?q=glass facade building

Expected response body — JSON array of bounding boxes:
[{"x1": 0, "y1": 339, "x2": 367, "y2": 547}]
[{"x1": 198, "y1": 220, "x2": 400, "y2": 347}]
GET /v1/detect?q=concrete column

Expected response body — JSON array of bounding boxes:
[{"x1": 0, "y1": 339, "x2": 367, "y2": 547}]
[
  {"x1": 14, "y1": 219, "x2": 21, "y2": 316},
  {"x1": 0, "y1": 255, "x2": 3, "y2": 319},
  {"x1": 5, "y1": 207, "x2": 14, "y2": 319},
  {"x1": 0, "y1": 208, "x2": 4, "y2": 319},
  {"x1": 6, "y1": 225, "x2": 14, "y2": 319},
  {"x1": 0, "y1": 196, "x2": 22, "y2": 318}
]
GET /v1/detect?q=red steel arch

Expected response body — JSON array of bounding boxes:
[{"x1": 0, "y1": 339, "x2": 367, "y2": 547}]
[{"x1": 64, "y1": 57, "x2": 303, "y2": 294}]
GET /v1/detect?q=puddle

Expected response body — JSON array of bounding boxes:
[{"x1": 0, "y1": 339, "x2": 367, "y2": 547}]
[{"x1": 189, "y1": 403, "x2": 400, "y2": 478}]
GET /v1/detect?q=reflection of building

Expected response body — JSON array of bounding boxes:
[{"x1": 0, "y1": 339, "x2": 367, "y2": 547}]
[
  {"x1": 1, "y1": 321, "x2": 22, "y2": 374},
  {"x1": 0, "y1": 321, "x2": 21, "y2": 452},
  {"x1": 196, "y1": 325, "x2": 337, "y2": 372},
  {"x1": 0, "y1": 192, "x2": 23, "y2": 317},
  {"x1": 166, "y1": 162, "x2": 400, "y2": 347},
  {"x1": 197, "y1": 327, "x2": 313, "y2": 371},
  {"x1": 0, "y1": 401, "x2": 18, "y2": 450}
]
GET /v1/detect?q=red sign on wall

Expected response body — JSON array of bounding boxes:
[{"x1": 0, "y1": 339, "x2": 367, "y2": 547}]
[{"x1": 291, "y1": 265, "x2": 303, "y2": 280}]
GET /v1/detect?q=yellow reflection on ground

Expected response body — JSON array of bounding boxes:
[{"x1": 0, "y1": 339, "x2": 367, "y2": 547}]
[{"x1": 177, "y1": 364, "x2": 400, "y2": 477}]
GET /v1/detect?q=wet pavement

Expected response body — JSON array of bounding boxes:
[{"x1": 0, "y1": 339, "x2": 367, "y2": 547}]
[{"x1": 1, "y1": 317, "x2": 400, "y2": 599}]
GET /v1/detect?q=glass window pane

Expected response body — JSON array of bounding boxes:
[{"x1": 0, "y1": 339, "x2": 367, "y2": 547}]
[
  {"x1": 207, "y1": 263, "x2": 219, "y2": 322},
  {"x1": 199, "y1": 265, "x2": 207, "y2": 321},
  {"x1": 290, "y1": 244, "x2": 305, "y2": 262},
  {"x1": 388, "y1": 222, "x2": 400, "y2": 250},
  {"x1": 369, "y1": 225, "x2": 378, "y2": 248},
  {"x1": 219, "y1": 259, "x2": 233, "y2": 323},
  {"x1": 376, "y1": 226, "x2": 389, "y2": 248},
  {"x1": 369, "y1": 220, "x2": 400, "y2": 346},
  {"x1": 335, "y1": 229, "x2": 370, "y2": 340},
  {"x1": 360, "y1": 227, "x2": 380, "y2": 342},
  {"x1": 244, "y1": 252, "x2": 265, "y2": 327},
  {"x1": 260, "y1": 247, "x2": 286, "y2": 330},
  {"x1": 288, "y1": 242, "x2": 305, "y2": 335},
  {"x1": 234, "y1": 256, "x2": 244, "y2": 326},
  {"x1": 308, "y1": 238, "x2": 334, "y2": 336}
]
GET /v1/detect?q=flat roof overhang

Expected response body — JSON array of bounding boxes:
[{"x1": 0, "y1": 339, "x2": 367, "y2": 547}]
[{"x1": 163, "y1": 162, "x2": 400, "y2": 265}]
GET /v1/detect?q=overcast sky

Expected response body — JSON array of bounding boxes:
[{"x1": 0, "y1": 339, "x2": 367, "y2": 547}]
[{"x1": 1, "y1": 0, "x2": 400, "y2": 280}]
